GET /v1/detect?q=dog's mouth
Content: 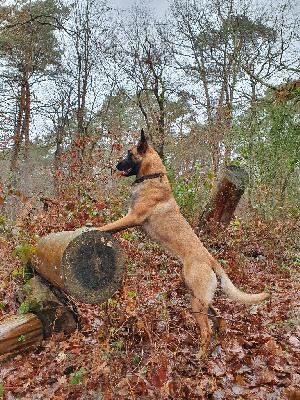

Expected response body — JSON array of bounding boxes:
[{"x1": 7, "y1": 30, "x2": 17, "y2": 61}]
[
  {"x1": 116, "y1": 156, "x2": 138, "y2": 177},
  {"x1": 122, "y1": 168, "x2": 132, "y2": 177}
]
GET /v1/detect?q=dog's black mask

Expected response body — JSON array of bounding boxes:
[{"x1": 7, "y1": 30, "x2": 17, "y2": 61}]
[
  {"x1": 116, "y1": 129, "x2": 148, "y2": 177},
  {"x1": 116, "y1": 151, "x2": 139, "y2": 177}
]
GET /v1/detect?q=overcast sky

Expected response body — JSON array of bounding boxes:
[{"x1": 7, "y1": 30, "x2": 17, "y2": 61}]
[{"x1": 111, "y1": 0, "x2": 170, "y2": 16}]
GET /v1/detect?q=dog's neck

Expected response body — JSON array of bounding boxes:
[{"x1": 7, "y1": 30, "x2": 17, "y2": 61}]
[
  {"x1": 133, "y1": 147, "x2": 167, "y2": 185},
  {"x1": 132, "y1": 172, "x2": 165, "y2": 185}
]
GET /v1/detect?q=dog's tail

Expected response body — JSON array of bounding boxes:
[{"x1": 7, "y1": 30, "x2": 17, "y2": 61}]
[{"x1": 212, "y1": 262, "x2": 270, "y2": 304}]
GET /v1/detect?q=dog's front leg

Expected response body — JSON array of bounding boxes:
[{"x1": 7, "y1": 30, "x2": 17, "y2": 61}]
[{"x1": 100, "y1": 210, "x2": 144, "y2": 234}]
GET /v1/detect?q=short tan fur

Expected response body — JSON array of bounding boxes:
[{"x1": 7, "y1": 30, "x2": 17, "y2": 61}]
[{"x1": 101, "y1": 130, "x2": 270, "y2": 356}]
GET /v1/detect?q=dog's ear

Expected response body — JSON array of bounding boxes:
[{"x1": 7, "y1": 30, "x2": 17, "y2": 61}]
[
  {"x1": 137, "y1": 129, "x2": 149, "y2": 153},
  {"x1": 140, "y1": 128, "x2": 146, "y2": 142}
]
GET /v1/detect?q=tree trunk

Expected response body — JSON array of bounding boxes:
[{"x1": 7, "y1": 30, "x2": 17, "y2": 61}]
[
  {"x1": 54, "y1": 122, "x2": 63, "y2": 197},
  {"x1": 30, "y1": 227, "x2": 124, "y2": 304},
  {"x1": 0, "y1": 314, "x2": 43, "y2": 361},
  {"x1": 198, "y1": 165, "x2": 249, "y2": 234},
  {"x1": 9, "y1": 83, "x2": 26, "y2": 188},
  {"x1": 23, "y1": 78, "x2": 31, "y2": 193}
]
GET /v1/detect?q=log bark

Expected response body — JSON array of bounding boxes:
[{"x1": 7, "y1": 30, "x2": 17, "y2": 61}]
[
  {"x1": 0, "y1": 314, "x2": 43, "y2": 361},
  {"x1": 198, "y1": 165, "x2": 249, "y2": 234},
  {"x1": 21, "y1": 275, "x2": 77, "y2": 337},
  {"x1": 30, "y1": 227, "x2": 124, "y2": 304}
]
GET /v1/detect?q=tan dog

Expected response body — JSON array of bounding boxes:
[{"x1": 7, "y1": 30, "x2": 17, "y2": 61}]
[{"x1": 101, "y1": 130, "x2": 270, "y2": 356}]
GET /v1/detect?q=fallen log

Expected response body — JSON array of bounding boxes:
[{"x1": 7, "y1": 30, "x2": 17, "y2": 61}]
[
  {"x1": 30, "y1": 226, "x2": 124, "y2": 304},
  {"x1": 0, "y1": 314, "x2": 43, "y2": 361},
  {"x1": 0, "y1": 275, "x2": 78, "y2": 360},
  {"x1": 21, "y1": 275, "x2": 78, "y2": 337},
  {"x1": 198, "y1": 165, "x2": 249, "y2": 234}
]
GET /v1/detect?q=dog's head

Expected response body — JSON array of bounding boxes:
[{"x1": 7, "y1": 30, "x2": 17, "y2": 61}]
[{"x1": 116, "y1": 129, "x2": 149, "y2": 177}]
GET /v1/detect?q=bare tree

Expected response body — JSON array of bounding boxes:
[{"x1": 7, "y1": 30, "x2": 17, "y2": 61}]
[
  {"x1": 0, "y1": 0, "x2": 65, "y2": 191},
  {"x1": 44, "y1": 0, "x2": 113, "y2": 195},
  {"x1": 105, "y1": 4, "x2": 174, "y2": 159},
  {"x1": 170, "y1": 0, "x2": 299, "y2": 179}
]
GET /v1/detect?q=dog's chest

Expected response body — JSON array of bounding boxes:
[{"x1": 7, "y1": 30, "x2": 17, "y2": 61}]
[{"x1": 129, "y1": 184, "x2": 143, "y2": 210}]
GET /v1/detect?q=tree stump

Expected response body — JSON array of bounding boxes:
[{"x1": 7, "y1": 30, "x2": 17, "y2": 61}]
[
  {"x1": 0, "y1": 314, "x2": 43, "y2": 361},
  {"x1": 30, "y1": 227, "x2": 124, "y2": 304},
  {"x1": 198, "y1": 165, "x2": 249, "y2": 234}
]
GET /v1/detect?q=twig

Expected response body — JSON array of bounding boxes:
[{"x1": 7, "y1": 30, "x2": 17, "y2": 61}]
[
  {"x1": 140, "y1": 316, "x2": 153, "y2": 346},
  {"x1": 191, "y1": 311, "x2": 222, "y2": 318},
  {"x1": 125, "y1": 379, "x2": 136, "y2": 400}
]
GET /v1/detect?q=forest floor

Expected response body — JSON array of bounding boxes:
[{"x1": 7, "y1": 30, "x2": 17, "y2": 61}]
[{"x1": 0, "y1": 199, "x2": 299, "y2": 399}]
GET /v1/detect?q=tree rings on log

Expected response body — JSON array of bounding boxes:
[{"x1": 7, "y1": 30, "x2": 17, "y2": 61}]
[
  {"x1": 0, "y1": 314, "x2": 43, "y2": 361},
  {"x1": 30, "y1": 227, "x2": 124, "y2": 304}
]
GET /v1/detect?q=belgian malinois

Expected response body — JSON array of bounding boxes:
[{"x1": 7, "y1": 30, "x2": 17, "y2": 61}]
[{"x1": 101, "y1": 130, "x2": 270, "y2": 356}]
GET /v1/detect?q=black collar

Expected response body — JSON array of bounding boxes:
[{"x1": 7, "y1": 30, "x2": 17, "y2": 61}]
[{"x1": 132, "y1": 172, "x2": 165, "y2": 185}]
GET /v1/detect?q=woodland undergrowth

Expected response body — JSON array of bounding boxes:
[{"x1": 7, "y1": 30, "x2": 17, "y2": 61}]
[{"x1": 0, "y1": 194, "x2": 299, "y2": 400}]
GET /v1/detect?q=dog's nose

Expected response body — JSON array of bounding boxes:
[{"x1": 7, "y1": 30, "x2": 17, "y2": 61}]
[{"x1": 116, "y1": 160, "x2": 123, "y2": 170}]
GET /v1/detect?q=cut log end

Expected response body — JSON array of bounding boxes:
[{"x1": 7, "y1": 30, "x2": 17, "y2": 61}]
[
  {"x1": 62, "y1": 230, "x2": 124, "y2": 303},
  {"x1": 225, "y1": 165, "x2": 249, "y2": 191},
  {"x1": 31, "y1": 228, "x2": 124, "y2": 304}
]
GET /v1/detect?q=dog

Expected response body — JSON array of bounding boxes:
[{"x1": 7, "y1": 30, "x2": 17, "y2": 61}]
[{"x1": 101, "y1": 129, "x2": 270, "y2": 357}]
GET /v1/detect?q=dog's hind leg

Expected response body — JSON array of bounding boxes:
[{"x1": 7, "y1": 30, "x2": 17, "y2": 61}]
[
  {"x1": 190, "y1": 294, "x2": 212, "y2": 358},
  {"x1": 185, "y1": 263, "x2": 217, "y2": 358},
  {"x1": 208, "y1": 305, "x2": 222, "y2": 332}
]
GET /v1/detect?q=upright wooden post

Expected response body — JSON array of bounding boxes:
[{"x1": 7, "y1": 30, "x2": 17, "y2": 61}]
[{"x1": 198, "y1": 165, "x2": 249, "y2": 234}]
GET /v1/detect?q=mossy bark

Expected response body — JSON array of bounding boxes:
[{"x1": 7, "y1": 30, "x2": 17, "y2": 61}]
[{"x1": 22, "y1": 275, "x2": 78, "y2": 337}]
